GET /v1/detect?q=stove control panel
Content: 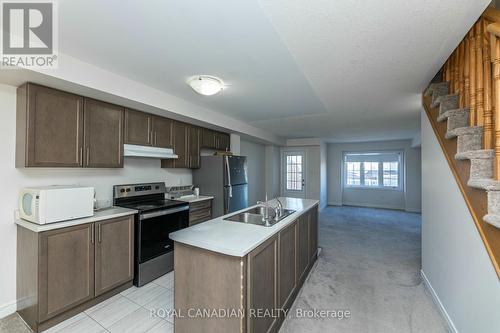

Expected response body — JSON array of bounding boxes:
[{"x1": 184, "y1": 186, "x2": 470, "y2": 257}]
[{"x1": 114, "y1": 182, "x2": 166, "y2": 198}]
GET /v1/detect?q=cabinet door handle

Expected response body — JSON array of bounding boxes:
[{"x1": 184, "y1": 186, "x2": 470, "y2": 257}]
[
  {"x1": 79, "y1": 147, "x2": 83, "y2": 166},
  {"x1": 86, "y1": 147, "x2": 90, "y2": 167},
  {"x1": 97, "y1": 224, "x2": 101, "y2": 243},
  {"x1": 91, "y1": 224, "x2": 94, "y2": 244}
]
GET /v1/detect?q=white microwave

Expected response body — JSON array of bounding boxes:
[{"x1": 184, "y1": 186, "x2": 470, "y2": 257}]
[{"x1": 19, "y1": 185, "x2": 94, "y2": 224}]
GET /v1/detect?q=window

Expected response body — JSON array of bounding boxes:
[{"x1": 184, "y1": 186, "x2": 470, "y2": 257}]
[
  {"x1": 383, "y1": 162, "x2": 399, "y2": 187},
  {"x1": 286, "y1": 154, "x2": 303, "y2": 191},
  {"x1": 346, "y1": 162, "x2": 361, "y2": 185},
  {"x1": 344, "y1": 152, "x2": 402, "y2": 189}
]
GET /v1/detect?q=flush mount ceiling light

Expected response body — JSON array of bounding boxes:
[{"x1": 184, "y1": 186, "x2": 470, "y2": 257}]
[{"x1": 188, "y1": 75, "x2": 225, "y2": 96}]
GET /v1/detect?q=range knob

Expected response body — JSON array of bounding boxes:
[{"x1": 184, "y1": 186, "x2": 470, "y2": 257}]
[
  {"x1": 120, "y1": 189, "x2": 125, "y2": 193},
  {"x1": 126, "y1": 188, "x2": 131, "y2": 192}
]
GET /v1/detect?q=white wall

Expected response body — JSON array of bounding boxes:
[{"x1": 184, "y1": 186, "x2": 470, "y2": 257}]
[
  {"x1": 265, "y1": 145, "x2": 281, "y2": 199},
  {"x1": 0, "y1": 84, "x2": 193, "y2": 317},
  {"x1": 327, "y1": 140, "x2": 422, "y2": 212},
  {"x1": 421, "y1": 110, "x2": 500, "y2": 333},
  {"x1": 240, "y1": 139, "x2": 266, "y2": 205},
  {"x1": 320, "y1": 142, "x2": 328, "y2": 210}
]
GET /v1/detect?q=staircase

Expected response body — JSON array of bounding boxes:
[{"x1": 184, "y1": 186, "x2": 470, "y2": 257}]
[{"x1": 423, "y1": 6, "x2": 500, "y2": 279}]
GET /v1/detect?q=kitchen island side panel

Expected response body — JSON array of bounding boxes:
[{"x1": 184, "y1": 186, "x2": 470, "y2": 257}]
[{"x1": 174, "y1": 242, "x2": 246, "y2": 333}]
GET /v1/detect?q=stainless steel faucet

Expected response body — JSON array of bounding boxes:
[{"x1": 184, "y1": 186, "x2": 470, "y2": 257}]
[{"x1": 257, "y1": 195, "x2": 284, "y2": 223}]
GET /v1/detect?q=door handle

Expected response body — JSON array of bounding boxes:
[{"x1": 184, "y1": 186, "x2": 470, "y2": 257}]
[
  {"x1": 97, "y1": 224, "x2": 101, "y2": 243},
  {"x1": 79, "y1": 147, "x2": 83, "y2": 166},
  {"x1": 86, "y1": 147, "x2": 90, "y2": 167},
  {"x1": 91, "y1": 224, "x2": 94, "y2": 244},
  {"x1": 154, "y1": 132, "x2": 157, "y2": 146}
]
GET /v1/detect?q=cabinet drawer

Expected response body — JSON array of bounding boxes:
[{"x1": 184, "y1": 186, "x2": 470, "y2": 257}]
[
  {"x1": 189, "y1": 208, "x2": 212, "y2": 223},
  {"x1": 189, "y1": 199, "x2": 212, "y2": 212}
]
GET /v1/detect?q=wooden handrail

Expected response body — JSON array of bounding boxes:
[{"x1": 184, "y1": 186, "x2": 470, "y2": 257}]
[
  {"x1": 487, "y1": 22, "x2": 500, "y2": 37},
  {"x1": 483, "y1": 7, "x2": 500, "y2": 23}
]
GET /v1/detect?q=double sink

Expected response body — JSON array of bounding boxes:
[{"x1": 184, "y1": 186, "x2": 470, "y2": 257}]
[{"x1": 224, "y1": 206, "x2": 295, "y2": 227}]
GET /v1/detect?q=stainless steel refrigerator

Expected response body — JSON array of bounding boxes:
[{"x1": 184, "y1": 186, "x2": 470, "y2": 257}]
[{"x1": 193, "y1": 155, "x2": 248, "y2": 217}]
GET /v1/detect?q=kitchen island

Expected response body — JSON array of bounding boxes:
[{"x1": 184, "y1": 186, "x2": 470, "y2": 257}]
[{"x1": 170, "y1": 197, "x2": 319, "y2": 333}]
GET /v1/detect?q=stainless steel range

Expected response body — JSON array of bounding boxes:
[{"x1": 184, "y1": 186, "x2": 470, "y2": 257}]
[{"x1": 113, "y1": 182, "x2": 189, "y2": 287}]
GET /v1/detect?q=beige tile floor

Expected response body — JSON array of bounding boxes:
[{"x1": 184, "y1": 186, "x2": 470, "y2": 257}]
[{"x1": 43, "y1": 271, "x2": 175, "y2": 333}]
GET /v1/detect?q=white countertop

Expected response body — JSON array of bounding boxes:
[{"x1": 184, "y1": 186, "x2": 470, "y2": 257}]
[
  {"x1": 174, "y1": 195, "x2": 214, "y2": 203},
  {"x1": 169, "y1": 197, "x2": 319, "y2": 257},
  {"x1": 15, "y1": 206, "x2": 138, "y2": 233}
]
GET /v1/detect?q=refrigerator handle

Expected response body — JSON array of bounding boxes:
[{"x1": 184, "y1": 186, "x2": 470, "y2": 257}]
[{"x1": 225, "y1": 156, "x2": 233, "y2": 198}]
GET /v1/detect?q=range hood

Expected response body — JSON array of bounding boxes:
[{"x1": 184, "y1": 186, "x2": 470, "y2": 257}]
[{"x1": 124, "y1": 144, "x2": 178, "y2": 159}]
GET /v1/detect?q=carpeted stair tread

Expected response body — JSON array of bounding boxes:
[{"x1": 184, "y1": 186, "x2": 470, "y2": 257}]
[
  {"x1": 445, "y1": 126, "x2": 483, "y2": 139},
  {"x1": 437, "y1": 108, "x2": 468, "y2": 122},
  {"x1": 483, "y1": 214, "x2": 500, "y2": 229},
  {"x1": 455, "y1": 149, "x2": 494, "y2": 160},
  {"x1": 468, "y1": 178, "x2": 495, "y2": 190},
  {"x1": 432, "y1": 92, "x2": 456, "y2": 108},
  {"x1": 425, "y1": 82, "x2": 450, "y2": 97},
  {"x1": 483, "y1": 180, "x2": 500, "y2": 191}
]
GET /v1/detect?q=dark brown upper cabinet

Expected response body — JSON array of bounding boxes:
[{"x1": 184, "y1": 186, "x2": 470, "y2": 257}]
[
  {"x1": 201, "y1": 128, "x2": 217, "y2": 149},
  {"x1": 162, "y1": 121, "x2": 188, "y2": 168},
  {"x1": 152, "y1": 116, "x2": 173, "y2": 148},
  {"x1": 124, "y1": 109, "x2": 173, "y2": 149},
  {"x1": 216, "y1": 132, "x2": 231, "y2": 151},
  {"x1": 124, "y1": 109, "x2": 152, "y2": 146},
  {"x1": 201, "y1": 128, "x2": 230, "y2": 151},
  {"x1": 16, "y1": 83, "x2": 84, "y2": 167},
  {"x1": 84, "y1": 99, "x2": 124, "y2": 168},
  {"x1": 188, "y1": 126, "x2": 201, "y2": 169},
  {"x1": 16, "y1": 82, "x2": 230, "y2": 169}
]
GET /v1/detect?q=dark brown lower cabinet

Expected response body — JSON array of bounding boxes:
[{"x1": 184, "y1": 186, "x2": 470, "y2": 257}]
[
  {"x1": 279, "y1": 221, "x2": 298, "y2": 310},
  {"x1": 39, "y1": 224, "x2": 95, "y2": 322},
  {"x1": 309, "y1": 208, "x2": 318, "y2": 263},
  {"x1": 17, "y1": 215, "x2": 134, "y2": 333},
  {"x1": 247, "y1": 236, "x2": 279, "y2": 333},
  {"x1": 188, "y1": 199, "x2": 212, "y2": 226},
  {"x1": 298, "y1": 212, "x2": 310, "y2": 282},
  {"x1": 174, "y1": 204, "x2": 319, "y2": 333},
  {"x1": 95, "y1": 217, "x2": 134, "y2": 296}
]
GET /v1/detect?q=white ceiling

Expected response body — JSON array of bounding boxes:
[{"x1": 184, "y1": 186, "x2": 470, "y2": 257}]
[{"x1": 57, "y1": 0, "x2": 490, "y2": 142}]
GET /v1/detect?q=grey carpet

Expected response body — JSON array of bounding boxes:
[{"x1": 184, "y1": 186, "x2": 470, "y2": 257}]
[{"x1": 280, "y1": 206, "x2": 449, "y2": 333}]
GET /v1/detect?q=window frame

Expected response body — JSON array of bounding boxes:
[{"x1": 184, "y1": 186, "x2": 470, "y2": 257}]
[{"x1": 342, "y1": 151, "x2": 404, "y2": 191}]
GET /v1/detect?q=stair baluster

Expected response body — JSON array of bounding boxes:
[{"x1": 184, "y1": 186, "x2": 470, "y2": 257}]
[
  {"x1": 488, "y1": 23, "x2": 500, "y2": 178},
  {"x1": 476, "y1": 21, "x2": 485, "y2": 127},
  {"x1": 483, "y1": 18, "x2": 494, "y2": 150},
  {"x1": 470, "y1": 29, "x2": 477, "y2": 126}
]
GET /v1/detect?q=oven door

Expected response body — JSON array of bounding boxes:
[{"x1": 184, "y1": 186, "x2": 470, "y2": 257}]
[{"x1": 138, "y1": 205, "x2": 189, "y2": 263}]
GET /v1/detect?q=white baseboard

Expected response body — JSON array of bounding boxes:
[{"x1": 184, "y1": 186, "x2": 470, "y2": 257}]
[
  {"x1": 341, "y1": 201, "x2": 404, "y2": 211},
  {"x1": 420, "y1": 270, "x2": 458, "y2": 333},
  {"x1": 0, "y1": 300, "x2": 17, "y2": 319},
  {"x1": 327, "y1": 202, "x2": 342, "y2": 206}
]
